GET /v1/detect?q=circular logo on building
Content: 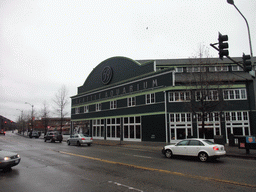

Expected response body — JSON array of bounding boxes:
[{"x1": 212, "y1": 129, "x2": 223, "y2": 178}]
[{"x1": 101, "y1": 66, "x2": 113, "y2": 85}]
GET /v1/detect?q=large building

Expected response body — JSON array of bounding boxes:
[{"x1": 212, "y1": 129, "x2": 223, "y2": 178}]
[{"x1": 71, "y1": 56, "x2": 256, "y2": 143}]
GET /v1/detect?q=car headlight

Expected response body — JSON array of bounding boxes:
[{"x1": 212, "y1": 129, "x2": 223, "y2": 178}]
[
  {"x1": 17, "y1": 154, "x2": 20, "y2": 158},
  {"x1": 4, "y1": 157, "x2": 10, "y2": 161}
]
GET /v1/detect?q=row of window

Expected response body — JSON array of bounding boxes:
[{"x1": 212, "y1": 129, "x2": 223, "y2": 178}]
[
  {"x1": 75, "y1": 93, "x2": 155, "y2": 114},
  {"x1": 74, "y1": 89, "x2": 247, "y2": 114},
  {"x1": 92, "y1": 117, "x2": 141, "y2": 140},
  {"x1": 174, "y1": 65, "x2": 248, "y2": 73},
  {"x1": 169, "y1": 89, "x2": 247, "y2": 102},
  {"x1": 169, "y1": 111, "x2": 249, "y2": 122}
]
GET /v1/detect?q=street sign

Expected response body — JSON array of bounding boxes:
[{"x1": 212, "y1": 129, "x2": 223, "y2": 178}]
[{"x1": 246, "y1": 136, "x2": 256, "y2": 143}]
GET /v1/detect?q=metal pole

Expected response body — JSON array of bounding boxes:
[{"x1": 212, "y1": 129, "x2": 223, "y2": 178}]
[
  {"x1": 164, "y1": 91, "x2": 168, "y2": 144},
  {"x1": 25, "y1": 102, "x2": 34, "y2": 132},
  {"x1": 227, "y1": 0, "x2": 254, "y2": 74}
]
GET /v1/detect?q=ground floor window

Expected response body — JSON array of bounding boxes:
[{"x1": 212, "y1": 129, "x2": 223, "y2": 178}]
[
  {"x1": 169, "y1": 113, "x2": 192, "y2": 142},
  {"x1": 106, "y1": 118, "x2": 121, "y2": 140},
  {"x1": 225, "y1": 111, "x2": 250, "y2": 143},
  {"x1": 197, "y1": 112, "x2": 221, "y2": 139},
  {"x1": 92, "y1": 119, "x2": 104, "y2": 139},
  {"x1": 123, "y1": 116, "x2": 141, "y2": 141},
  {"x1": 73, "y1": 121, "x2": 90, "y2": 135}
]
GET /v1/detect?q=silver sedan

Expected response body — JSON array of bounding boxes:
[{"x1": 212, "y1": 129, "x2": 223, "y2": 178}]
[
  {"x1": 0, "y1": 150, "x2": 21, "y2": 172},
  {"x1": 67, "y1": 134, "x2": 93, "y2": 146}
]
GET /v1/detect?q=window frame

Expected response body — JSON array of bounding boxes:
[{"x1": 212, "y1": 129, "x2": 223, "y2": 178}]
[
  {"x1": 128, "y1": 97, "x2": 136, "y2": 107},
  {"x1": 146, "y1": 93, "x2": 155, "y2": 104},
  {"x1": 169, "y1": 91, "x2": 191, "y2": 102}
]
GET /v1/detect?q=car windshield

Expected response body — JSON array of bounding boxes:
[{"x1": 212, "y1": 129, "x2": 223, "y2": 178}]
[{"x1": 203, "y1": 140, "x2": 215, "y2": 145}]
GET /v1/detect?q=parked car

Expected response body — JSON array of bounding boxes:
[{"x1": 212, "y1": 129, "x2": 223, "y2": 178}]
[
  {"x1": 162, "y1": 139, "x2": 226, "y2": 162},
  {"x1": 44, "y1": 131, "x2": 63, "y2": 143},
  {"x1": 67, "y1": 134, "x2": 93, "y2": 146},
  {"x1": 29, "y1": 131, "x2": 40, "y2": 138},
  {"x1": 0, "y1": 149, "x2": 21, "y2": 172},
  {"x1": 0, "y1": 129, "x2": 5, "y2": 135}
]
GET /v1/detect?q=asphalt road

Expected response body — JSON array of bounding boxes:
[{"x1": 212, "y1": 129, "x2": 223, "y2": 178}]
[{"x1": 0, "y1": 132, "x2": 256, "y2": 192}]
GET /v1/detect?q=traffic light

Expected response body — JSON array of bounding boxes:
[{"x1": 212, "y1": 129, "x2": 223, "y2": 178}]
[
  {"x1": 218, "y1": 32, "x2": 229, "y2": 60},
  {"x1": 242, "y1": 53, "x2": 252, "y2": 72}
]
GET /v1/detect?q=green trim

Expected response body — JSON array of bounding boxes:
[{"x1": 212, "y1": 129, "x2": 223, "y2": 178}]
[
  {"x1": 72, "y1": 68, "x2": 174, "y2": 98},
  {"x1": 71, "y1": 111, "x2": 165, "y2": 121},
  {"x1": 72, "y1": 84, "x2": 246, "y2": 108}
]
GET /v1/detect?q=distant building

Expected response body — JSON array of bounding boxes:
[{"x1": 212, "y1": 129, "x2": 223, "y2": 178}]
[
  {"x1": 71, "y1": 56, "x2": 256, "y2": 143},
  {"x1": 33, "y1": 117, "x2": 71, "y2": 135},
  {"x1": 0, "y1": 115, "x2": 16, "y2": 131}
]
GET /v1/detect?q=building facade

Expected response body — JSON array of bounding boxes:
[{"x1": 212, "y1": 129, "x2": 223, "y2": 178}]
[{"x1": 71, "y1": 56, "x2": 256, "y2": 143}]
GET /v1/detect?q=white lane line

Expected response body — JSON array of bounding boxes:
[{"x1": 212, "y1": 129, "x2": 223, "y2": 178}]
[{"x1": 133, "y1": 155, "x2": 152, "y2": 159}]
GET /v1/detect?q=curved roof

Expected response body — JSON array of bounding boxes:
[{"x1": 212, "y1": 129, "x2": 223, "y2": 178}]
[{"x1": 78, "y1": 56, "x2": 155, "y2": 94}]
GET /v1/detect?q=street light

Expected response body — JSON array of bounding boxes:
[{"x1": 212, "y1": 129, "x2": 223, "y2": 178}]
[
  {"x1": 227, "y1": 0, "x2": 256, "y2": 136},
  {"x1": 25, "y1": 102, "x2": 34, "y2": 133},
  {"x1": 227, "y1": 0, "x2": 254, "y2": 76},
  {"x1": 16, "y1": 109, "x2": 24, "y2": 136}
]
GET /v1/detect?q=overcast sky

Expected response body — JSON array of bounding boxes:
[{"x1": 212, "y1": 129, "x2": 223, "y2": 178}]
[{"x1": 0, "y1": 0, "x2": 255, "y2": 121}]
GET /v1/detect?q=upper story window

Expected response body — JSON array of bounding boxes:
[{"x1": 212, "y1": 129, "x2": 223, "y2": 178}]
[
  {"x1": 223, "y1": 89, "x2": 247, "y2": 100},
  {"x1": 110, "y1": 100, "x2": 117, "y2": 109},
  {"x1": 209, "y1": 66, "x2": 228, "y2": 72},
  {"x1": 96, "y1": 103, "x2": 102, "y2": 111},
  {"x1": 169, "y1": 91, "x2": 191, "y2": 102},
  {"x1": 84, "y1": 106, "x2": 89, "y2": 113},
  {"x1": 232, "y1": 65, "x2": 243, "y2": 71},
  {"x1": 187, "y1": 67, "x2": 206, "y2": 73},
  {"x1": 175, "y1": 67, "x2": 183, "y2": 73},
  {"x1": 146, "y1": 93, "x2": 155, "y2": 104},
  {"x1": 128, "y1": 97, "x2": 136, "y2": 107},
  {"x1": 75, "y1": 107, "x2": 80, "y2": 114},
  {"x1": 195, "y1": 90, "x2": 219, "y2": 101}
]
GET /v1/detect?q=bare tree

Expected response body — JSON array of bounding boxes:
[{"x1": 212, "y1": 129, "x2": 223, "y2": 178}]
[
  {"x1": 53, "y1": 85, "x2": 69, "y2": 134},
  {"x1": 184, "y1": 46, "x2": 234, "y2": 138},
  {"x1": 41, "y1": 101, "x2": 51, "y2": 135}
]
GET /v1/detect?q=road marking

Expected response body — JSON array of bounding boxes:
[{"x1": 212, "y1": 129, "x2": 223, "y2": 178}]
[
  {"x1": 133, "y1": 155, "x2": 152, "y2": 159},
  {"x1": 108, "y1": 181, "x2": 143, "y2": 192},
  {"x1": 59, "y1": 151, "x2": 256, "y2": 189}
]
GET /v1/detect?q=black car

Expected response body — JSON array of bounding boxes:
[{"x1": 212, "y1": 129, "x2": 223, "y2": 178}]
[
  {"x1": 0, "y1": 129, "x2": 5, "y2": 136},
  {"x1": 44, "y1": 132, "x2": 63, "y2": 143},
  {"x1": 29, "y1": 131, "x2": 40, "y2": 138}
]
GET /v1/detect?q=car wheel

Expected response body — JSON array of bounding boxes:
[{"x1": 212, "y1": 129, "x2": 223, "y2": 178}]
[
  {"x1": 77, "y1": 141, "x2": 81, "y2": 146},
  {"x1": 88, "y1": 143, "x2": 91, "y2": 146},
  {"x1": 165, "y1": 149, "x2": 172, "y2": 158},
  {"x1": 67, "y1": 141, "x2": 70, "y2": 145},
  {"x1": 44, "y1": 139, "x2": 47, "y2": 142},
  {"x1": 198, "y1": 152, "x2": 208, "y2": 162},
  {"x1": 59, "y1": 140, "x2": 62, "y2": 143}
]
